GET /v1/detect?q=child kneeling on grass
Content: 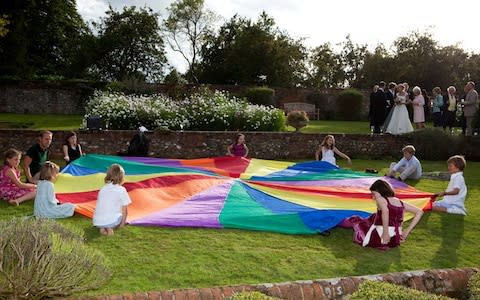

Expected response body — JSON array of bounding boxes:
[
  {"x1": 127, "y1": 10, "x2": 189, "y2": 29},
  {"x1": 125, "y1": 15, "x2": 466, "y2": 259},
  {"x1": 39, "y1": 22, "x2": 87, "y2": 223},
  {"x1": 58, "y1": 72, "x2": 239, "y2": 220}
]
[
  {"x1": 432, "y1": 155, "x2": 467, "y2": 215},
  {"x1": 93, "y1": 164, "x2": 131, "y2": 235}
]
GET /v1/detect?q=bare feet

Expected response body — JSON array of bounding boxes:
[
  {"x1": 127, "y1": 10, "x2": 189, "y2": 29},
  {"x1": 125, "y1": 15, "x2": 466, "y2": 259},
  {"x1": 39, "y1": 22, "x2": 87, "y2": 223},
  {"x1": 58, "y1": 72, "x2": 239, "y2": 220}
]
[{"x1": 8, "y1": 200, "x2": 19, "y2": 206}]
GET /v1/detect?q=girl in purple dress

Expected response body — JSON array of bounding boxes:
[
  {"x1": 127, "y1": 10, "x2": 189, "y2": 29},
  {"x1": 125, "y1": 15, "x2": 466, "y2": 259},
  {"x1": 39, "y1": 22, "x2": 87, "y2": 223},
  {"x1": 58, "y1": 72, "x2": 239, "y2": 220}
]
[
  {"x1": 227, "y1": 133, "x2": 249, "y2": 157},
  {"x1": 0, "y1": 149, "x2": 36, "y2": 206},
  {"x1": 340, "y1": 179, "x2": 423, "y2": 250}
]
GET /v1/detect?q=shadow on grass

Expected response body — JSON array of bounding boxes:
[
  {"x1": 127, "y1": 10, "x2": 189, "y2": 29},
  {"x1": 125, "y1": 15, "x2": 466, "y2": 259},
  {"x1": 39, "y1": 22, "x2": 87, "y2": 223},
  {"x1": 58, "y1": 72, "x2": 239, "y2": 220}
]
[{"x1": 430, "y1": 213, "x2": 465, "y2": 267}]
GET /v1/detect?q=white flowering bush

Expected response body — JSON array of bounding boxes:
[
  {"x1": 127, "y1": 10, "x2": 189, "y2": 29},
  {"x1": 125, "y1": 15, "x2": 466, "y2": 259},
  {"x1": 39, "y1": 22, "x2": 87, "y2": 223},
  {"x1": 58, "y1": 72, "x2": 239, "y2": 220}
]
[{"x1": 83, "y1": 89, "x2": 285, "y2": 131}]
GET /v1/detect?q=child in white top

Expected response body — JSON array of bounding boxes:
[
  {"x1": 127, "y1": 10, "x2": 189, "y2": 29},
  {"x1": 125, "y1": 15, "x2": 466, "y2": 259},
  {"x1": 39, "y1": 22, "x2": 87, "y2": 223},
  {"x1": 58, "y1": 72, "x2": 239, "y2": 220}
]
[
  {"x1": 387, "y1": 145, "x2": 422, "y2": 181},
  {"x1": 315, "y1": 135, "x2": 351, "y2": 166},
  {"x1": 93, "y1": 164, "x2": 132, "y2": 235},
  {"x1": 432, "y1": 155, "x2": 468, "y2": 215}
]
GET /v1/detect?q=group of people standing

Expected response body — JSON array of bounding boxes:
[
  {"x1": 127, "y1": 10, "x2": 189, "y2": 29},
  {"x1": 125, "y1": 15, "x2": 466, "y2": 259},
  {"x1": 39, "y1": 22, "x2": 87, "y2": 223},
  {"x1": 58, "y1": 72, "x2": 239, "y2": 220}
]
[{"x1": 370, "y1": 81, "x2": 479, "y2": 136}]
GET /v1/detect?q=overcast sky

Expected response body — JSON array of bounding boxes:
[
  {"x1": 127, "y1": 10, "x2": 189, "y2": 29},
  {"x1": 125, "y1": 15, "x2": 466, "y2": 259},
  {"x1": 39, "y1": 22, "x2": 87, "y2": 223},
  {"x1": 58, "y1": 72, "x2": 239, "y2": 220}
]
[{"x1": 77, "y1": 0, "x2": 480, "y2": 72}]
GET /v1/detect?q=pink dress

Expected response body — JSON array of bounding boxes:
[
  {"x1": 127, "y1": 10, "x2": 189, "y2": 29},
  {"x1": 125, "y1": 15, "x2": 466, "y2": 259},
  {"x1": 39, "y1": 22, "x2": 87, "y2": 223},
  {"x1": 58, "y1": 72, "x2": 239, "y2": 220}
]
[
  {"x1": 340, "y1": 197, "x2": 404, "y2": 250},
  {"x1": 412, "y1": 94, "x2": 425, "y2": 123},
  {"x1": 0, "y1": 165, "x2": 34, "y2": 201}
]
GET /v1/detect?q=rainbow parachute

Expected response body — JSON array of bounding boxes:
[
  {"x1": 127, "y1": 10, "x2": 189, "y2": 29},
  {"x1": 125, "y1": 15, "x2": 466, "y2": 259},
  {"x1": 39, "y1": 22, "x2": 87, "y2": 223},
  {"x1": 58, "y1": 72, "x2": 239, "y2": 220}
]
[{"x1": 56, "y1": 154, "x2": 433, "y2": 234}]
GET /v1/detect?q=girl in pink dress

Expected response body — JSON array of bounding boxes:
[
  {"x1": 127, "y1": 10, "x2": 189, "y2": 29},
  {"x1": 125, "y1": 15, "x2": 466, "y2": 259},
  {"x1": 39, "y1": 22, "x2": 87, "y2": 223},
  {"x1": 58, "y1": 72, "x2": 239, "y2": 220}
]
[
  {"x1": 340, "y1": 179, "x2": 423, "y2": 250},
  {"x1": 0, "y1": 149, "x2": 36, "y2": 205},
  {"x1": 227, "y1": 133, "x2": 249, "y2": 157}
]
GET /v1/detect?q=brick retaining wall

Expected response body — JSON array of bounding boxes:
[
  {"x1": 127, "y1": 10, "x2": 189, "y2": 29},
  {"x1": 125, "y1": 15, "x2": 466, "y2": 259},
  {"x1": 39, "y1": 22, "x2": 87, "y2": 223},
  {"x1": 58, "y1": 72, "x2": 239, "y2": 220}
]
[
  {"x1": 0, "y1": 130, "x2": 411, "y2": 161},
  {"x1": 2, "y1": 129, "x2": 479, "y2": 162},
  {"x1": 62, "y1": 267, "x2": 478, "y2": 300}
]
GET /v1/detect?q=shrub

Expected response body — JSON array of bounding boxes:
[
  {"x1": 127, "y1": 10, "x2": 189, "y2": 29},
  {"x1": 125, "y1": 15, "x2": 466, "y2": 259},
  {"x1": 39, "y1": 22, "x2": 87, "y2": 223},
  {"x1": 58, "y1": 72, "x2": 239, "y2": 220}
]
[
  {"x1": 468, "y1": 272, "x2": 480, "y2": 300},
  {"x1": 84, "y1": 89, "x2": 285, "y2": 131},
  {"x1": 349, "y1": 280, "x2": 454, "y2": 300},
  {"x1": 406, "y1": 128, "x2": 462, "y2": 161},
  {"x1": 226, "y1": 291, "x2": 280, "y2": 300},
  {"x1": 243, "y1": 86, "x2": 275, "y2": 106},
  {"x1": 0, "y1": 218, "x2": 110, "y2": 299},
  {"x1": 336, "y1": 89, "x2": 364, "y2": 121}
]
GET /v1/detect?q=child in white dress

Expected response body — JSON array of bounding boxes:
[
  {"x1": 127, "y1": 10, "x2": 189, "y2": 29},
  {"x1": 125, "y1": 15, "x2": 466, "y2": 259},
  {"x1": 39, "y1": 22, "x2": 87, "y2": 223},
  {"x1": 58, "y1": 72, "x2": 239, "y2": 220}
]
[
  {"x1": 315, "y1": 135, "x2": 351, "y2": 166},
  {"x1": 34, "y1": 161, "x2": 75, "y2": 219}
]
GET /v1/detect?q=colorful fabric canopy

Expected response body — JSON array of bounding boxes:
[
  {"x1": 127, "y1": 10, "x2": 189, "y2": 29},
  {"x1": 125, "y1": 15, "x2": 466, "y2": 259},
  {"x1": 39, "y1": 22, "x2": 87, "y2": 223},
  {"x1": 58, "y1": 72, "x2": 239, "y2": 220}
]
[{"x1": 56, "y1": 154, "x2": 433, "y2": 234}]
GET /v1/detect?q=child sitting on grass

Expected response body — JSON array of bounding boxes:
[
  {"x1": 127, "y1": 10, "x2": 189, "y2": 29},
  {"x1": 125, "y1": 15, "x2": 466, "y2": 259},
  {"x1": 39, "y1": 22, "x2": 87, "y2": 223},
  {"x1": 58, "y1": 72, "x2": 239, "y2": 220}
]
[
  {"x1": 34, "y1": 161, "x2": 75, "y2": 218},
  {"x1": 432, "y1": 155, "x2": 467, "y2": 215},
  {"x1": 93, "y1": 164, "x2": 131, "y2": 235},
  {"x1": 387, "y1": 145, "x2": 422, "y2": 181}
]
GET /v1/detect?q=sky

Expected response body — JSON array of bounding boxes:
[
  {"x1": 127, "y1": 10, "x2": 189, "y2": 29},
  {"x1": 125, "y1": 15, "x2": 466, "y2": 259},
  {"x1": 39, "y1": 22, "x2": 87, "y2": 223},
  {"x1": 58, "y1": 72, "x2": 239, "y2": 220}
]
[{"x1": 77, "y1": 0, "x2": 480, "y2": 72}]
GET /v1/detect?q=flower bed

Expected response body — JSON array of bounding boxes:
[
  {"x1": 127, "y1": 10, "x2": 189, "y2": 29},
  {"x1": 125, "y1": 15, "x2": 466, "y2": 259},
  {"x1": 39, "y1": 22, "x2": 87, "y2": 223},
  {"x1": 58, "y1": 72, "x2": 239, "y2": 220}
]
[{"x1": 83, "y1": 89, "x2": 285, "y2": 131}]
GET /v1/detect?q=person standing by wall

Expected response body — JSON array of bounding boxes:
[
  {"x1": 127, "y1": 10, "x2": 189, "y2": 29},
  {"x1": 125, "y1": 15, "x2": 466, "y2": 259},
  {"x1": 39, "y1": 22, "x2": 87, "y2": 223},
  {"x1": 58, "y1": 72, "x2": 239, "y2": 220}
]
[{"x1": 463, "y1": 81, "x2": 478, "y2": 136}]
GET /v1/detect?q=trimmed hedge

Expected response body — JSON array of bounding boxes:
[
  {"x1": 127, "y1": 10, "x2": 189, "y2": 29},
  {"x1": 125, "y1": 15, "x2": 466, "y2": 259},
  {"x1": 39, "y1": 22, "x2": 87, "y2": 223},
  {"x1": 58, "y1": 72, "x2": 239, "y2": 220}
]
[
  {"x1": 336, "y1": 89, "x2": 364, "y2": 121},
  {"x1": 349, "y1": 280, "x2": 453, "y2": 300},
  {"x1": 243, "y1": 86, "x2": 275, "y2": 106}
]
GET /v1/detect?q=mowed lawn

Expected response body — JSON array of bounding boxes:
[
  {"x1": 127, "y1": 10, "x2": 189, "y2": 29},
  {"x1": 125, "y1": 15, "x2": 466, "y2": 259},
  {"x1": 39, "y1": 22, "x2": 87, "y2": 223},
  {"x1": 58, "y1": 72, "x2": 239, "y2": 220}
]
[
  {"x1": 0, "y1": 113, "x2": 83, "y2": 130},
  {"x1": 0, "y1": 159, "x2": 478, "y2": 296},
  {"x1": 0, "y1": 113, "x2": 374, "y2": 133}
]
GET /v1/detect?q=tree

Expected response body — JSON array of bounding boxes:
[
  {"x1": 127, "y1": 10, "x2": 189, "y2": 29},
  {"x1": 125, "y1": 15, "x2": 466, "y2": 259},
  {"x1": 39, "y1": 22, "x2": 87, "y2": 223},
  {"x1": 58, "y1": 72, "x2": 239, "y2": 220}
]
[
  {"x1": 307, "y1": 43, "x2": 344, "y2": 88},
  {"x1": 163, "y1": 0, "x2": 217, "y2": 83},
  {"x1": 0, "y1": 15, "x2": 8, "y2": 37},
  {"x1": 0, "y1": 0, "x2": 90, "y2": 78},
  {"x1": 339, "y1": 35, "x2": 367, "y2": 88},
  {"x1": 354, "y1": 44, "x2": 395, "y2": 89},
  {"x1": 198, "y1": 12, "x2": 307, "y2": 87},
  {"x1": 93, "y1": 6, "x2": 167, "y2": 82}
]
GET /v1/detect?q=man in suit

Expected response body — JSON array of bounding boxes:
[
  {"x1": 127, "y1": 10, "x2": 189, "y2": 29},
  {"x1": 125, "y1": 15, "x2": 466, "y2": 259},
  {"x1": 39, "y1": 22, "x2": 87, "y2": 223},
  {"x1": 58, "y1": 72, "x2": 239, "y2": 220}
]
[
  {"x1": 385, "y1": 82, "x2": 396, "y2": 116},
  {"x1": 463, "y1": 81, "x2": 478, "y2": 136},
  {"x1": 371, "y1": 81, "x2": 388, "y2": 133}
]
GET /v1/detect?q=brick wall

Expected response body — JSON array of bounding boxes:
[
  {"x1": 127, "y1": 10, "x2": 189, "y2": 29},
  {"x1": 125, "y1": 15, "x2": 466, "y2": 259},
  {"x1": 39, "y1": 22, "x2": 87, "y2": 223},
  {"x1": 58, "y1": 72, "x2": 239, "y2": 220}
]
[
  {"x1": 0, "y1": 130, "x2": 412, "y2": 161},
  {"x1": 0, "y1": 81, "x2": 369, "y2": 118},
  {"x1": 61, "y1": 267, "x2": 479, "y2": 300},
  {"x1": 2, "y1": 130, "x2": 479, "y2": 161}
]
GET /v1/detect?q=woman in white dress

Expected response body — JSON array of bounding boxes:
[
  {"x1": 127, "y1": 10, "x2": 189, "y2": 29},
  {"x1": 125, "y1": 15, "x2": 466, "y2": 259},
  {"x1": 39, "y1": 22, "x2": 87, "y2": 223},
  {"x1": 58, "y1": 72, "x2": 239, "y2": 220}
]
[{"x1": 384, "y1": 84, "x2": 414, "y2": 135}]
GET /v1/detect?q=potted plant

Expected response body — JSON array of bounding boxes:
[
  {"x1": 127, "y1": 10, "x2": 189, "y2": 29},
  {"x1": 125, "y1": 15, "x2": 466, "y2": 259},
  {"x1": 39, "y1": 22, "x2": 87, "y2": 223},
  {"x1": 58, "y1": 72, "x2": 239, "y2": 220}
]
[{"x1": 286, "y1": 110, "x2": 309, "y2": 132}]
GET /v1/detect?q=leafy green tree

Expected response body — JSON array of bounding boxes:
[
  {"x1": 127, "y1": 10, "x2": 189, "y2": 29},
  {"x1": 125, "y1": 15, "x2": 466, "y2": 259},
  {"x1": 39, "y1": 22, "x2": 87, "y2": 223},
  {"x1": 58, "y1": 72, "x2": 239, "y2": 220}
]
[
  {"x1": 307, "y1": 43, "x2": 344, "y2": 88},
  {"x1": 93, "y1": 6, "x2": 167, "y2": 82},
  {"x1": 163, "y1": 0, "x2": 217, "y2": 83},
  {"x1": 354, "y1": 44, "x2": 395, "y2": 89},
  {"x1": 0, "y1": 15, "x2": 8, "y2": 37},
  {"x1": 0, "y1": 0, "x2": 90, "y2": 78},
  {"x1": 339, "y1": 35, "x2": 367, "y2": 88},
  {"x1": 198, "y1": 12, "x2": 307, "y2": 87}
]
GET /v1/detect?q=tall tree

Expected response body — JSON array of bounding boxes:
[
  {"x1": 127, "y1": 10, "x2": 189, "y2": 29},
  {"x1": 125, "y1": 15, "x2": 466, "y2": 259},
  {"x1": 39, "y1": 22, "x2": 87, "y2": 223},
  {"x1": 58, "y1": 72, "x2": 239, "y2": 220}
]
[
  {"x1": 93, "y1": 6, "x2": 167, "y2": 82},
  {"x1": 0, "y1": 0, "x2": 89, "y2": 78},
  {"x1": 339, "y1": 35, "x2": 367, "y2": 88},
  {"x1": 307, "y1": 43, "x2": 344, "y2": 88},
  {"x1": 0, "y1": 15, "x2": 8, "y2": 37},
  {"x1": 354, "y1": 44, "x2": 395, "y2": 89},
  {"x1": 198, "y1": 12, "x2": 307, "y2": 87},
  {"x1": 163, "y1": 0, "x2": 217, "y2": 83}
]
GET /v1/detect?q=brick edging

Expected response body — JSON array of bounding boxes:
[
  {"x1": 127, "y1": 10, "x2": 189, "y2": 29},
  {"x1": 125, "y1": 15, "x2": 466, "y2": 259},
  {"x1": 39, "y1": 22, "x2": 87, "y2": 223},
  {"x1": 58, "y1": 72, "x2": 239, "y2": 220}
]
[{"x1": 64, "y1": 267, "x2": 479, "y2": 300}]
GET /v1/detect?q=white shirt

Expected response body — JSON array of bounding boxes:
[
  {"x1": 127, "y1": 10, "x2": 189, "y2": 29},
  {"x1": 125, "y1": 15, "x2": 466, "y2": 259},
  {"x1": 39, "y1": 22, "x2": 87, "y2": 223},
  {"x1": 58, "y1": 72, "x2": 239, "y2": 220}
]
[
  {"x1": 392, "y1": 155, "x2": 422, "y2": 179},
  {"x1": 93, "y1": 183, "x2": 132, "y2": 226},
  {"x1": 442, "y1": 172, "x2": 467, "y2": 212}
]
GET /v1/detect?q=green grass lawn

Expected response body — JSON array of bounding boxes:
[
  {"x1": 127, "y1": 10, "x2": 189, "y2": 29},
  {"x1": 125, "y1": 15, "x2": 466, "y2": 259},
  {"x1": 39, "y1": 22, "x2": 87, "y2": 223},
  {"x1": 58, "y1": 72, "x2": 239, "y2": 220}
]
[
  {"x1": 0, "y1": 113, "x2": 83, "y2": 130},
  {"x1": 1, "y1": 159, "x2": 478, "y2": 296},
  {"x1": 286, "y1": 120, "x2": 370, "y2": 134}
]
